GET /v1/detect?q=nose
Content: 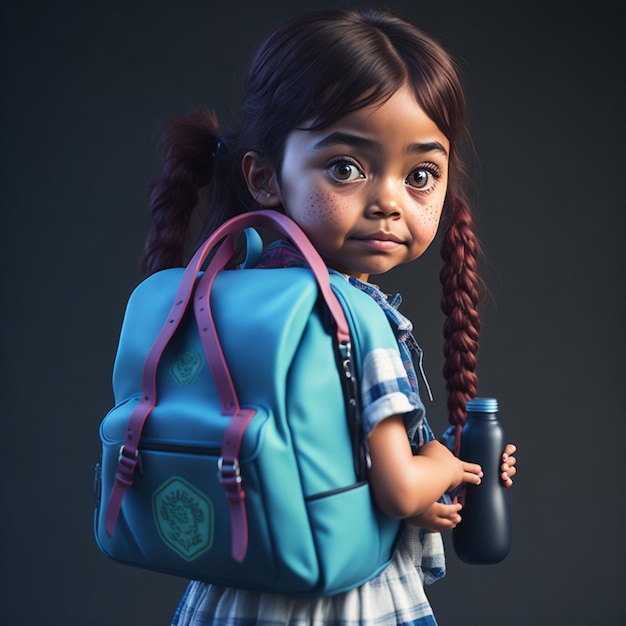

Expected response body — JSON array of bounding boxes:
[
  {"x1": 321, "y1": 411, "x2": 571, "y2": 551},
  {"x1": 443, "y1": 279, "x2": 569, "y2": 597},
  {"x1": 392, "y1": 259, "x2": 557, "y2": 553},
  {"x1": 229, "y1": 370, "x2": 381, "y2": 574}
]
[{"x1": 365, "y1": 179, "x2": 403, "y2": 219}]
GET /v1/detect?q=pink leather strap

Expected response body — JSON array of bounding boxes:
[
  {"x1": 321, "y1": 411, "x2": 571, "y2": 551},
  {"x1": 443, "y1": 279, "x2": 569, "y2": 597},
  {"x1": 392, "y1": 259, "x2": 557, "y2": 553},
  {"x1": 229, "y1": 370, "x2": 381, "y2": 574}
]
[
  {"x1": 193, "y1": 233, "x2": 254, "y2": 562},
  {"x1": 105, "y1": 211, "x2": 352, "y2": 563},
  {"x1": 193, "y1": 233, "x2": 241, "y2": 416}
]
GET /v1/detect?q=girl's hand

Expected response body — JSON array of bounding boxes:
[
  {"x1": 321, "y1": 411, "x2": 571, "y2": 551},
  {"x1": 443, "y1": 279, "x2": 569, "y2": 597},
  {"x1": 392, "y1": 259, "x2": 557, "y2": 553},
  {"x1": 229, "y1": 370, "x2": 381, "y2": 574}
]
[
  {"x1": 406, "y1": 498, "x2": 463, "y2": 531},
  {"x1": 418, "y1": 440, "x2": 483, "y2": 492},
  {"x1": 368, "y1": 420, "x2": 483, "y2": 519},
  {"x1": 501, "y1": 443, "x2": 517, "y2": 487}
]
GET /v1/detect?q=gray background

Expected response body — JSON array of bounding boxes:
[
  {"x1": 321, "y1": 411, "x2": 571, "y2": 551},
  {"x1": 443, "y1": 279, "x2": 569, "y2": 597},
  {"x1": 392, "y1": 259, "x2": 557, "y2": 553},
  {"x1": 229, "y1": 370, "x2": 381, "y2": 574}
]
[{"x1": 2, "y1": 0, "x2": 624, "y2": 624}]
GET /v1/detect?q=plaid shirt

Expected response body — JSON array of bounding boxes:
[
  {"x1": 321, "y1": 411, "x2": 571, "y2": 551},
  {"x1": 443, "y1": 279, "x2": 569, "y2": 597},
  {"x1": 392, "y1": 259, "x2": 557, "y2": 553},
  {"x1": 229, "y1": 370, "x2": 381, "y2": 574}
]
[{"x1": 346, "y1": 277, "x2": 436, "y2": 450}]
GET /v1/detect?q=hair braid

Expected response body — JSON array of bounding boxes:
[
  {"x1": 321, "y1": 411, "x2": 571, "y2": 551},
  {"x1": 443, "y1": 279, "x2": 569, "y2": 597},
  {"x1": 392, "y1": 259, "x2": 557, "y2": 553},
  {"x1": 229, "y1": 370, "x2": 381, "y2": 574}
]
[
  {"x1": 141, "y1": 109, "x2": 221, "y2": 276},
  {"x1": 440, "y1": 195, "x2": 483, "y2": 455}
]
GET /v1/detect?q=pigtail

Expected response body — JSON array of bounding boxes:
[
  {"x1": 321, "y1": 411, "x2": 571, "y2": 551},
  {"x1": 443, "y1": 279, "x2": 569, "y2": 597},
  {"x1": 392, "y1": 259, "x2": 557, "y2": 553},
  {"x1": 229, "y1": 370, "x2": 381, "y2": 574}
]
[
  {"x1": 439, "y1": 193, "x2": 483, "y2": 455},
  {"x1": 141, "y1": 109, "x2": 222, "y2": 276}
]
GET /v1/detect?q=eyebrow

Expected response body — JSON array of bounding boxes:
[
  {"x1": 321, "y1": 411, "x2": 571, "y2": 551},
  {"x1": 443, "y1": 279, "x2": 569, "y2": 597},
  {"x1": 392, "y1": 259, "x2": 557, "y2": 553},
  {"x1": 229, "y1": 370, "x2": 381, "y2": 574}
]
[{"x1": 312, "y1": 131, "x2": 448, "y2": 157}]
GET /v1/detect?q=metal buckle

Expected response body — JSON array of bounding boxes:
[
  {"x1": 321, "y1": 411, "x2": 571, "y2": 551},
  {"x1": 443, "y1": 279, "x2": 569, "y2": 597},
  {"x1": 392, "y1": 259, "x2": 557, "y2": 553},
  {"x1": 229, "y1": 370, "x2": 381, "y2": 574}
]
[
  {"x1": 117, "y1": 445, "x2": 143, "y2": 475},
  {"x1": 118, "y1": 445, "x2": 139, "y2": 464},
  {"x1": 339, "y1": 340, "x2": 352, "y2": 361},
  {"x1": 217, "y1": 457, "x2": 242, "y2": 483}
]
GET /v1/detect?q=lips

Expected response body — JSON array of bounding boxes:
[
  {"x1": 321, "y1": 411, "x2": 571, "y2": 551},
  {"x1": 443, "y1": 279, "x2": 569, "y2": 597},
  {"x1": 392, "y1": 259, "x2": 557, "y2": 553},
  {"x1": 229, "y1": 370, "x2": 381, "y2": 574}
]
[
  {"x1": 354, "y1": 232, "x2": 405, "y2": 244},
  {"x1": 352, "y1": 232, "x2": 406, "y2": 251}
]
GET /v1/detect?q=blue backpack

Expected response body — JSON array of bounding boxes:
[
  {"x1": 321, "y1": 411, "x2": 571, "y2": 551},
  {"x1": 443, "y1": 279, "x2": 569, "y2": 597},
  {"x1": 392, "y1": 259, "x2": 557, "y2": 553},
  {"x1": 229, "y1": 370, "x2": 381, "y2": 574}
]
[{"x1": 94, "y1": 210, "x2": 402, "y2": 597}]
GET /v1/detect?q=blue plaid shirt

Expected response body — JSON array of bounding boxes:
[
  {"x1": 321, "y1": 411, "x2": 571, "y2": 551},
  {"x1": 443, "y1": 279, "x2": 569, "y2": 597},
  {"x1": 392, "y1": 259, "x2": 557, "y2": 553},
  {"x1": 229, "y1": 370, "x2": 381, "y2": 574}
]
[{"x1": 346, "y1": 276, "x2": 437, "y2": 451}]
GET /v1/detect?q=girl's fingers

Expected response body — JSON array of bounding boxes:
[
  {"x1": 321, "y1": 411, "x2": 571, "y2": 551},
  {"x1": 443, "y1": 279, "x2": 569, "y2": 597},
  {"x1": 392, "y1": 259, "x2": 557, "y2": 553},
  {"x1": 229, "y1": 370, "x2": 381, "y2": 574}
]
[
  {"x1": 503, "y1": 444, "x2": 517, "y2": 457},
  {"x1": 501, "y1": 473, "x2": 513, "y2": 487},
  {"x1": 466, "y1": 471, "x2": 482, "y2": 485},
  {"x1": 462, "y1": 461, "x2": 483, "y2": 476},
  {"x1": 503, "y1": 463, "x2": 517, "y2": 476}
]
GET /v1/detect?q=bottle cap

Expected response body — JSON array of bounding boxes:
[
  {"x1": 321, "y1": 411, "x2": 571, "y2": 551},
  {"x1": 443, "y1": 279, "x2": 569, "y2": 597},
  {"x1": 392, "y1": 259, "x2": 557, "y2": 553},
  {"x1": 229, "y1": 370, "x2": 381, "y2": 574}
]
[{"x1": 466, "y1": 397, "x2": 498, "y2": 413}]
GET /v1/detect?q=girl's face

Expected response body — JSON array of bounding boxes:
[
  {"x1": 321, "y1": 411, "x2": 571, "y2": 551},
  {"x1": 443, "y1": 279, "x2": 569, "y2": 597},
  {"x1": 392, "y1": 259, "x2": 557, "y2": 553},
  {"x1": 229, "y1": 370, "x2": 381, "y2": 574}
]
[{"x1": 276, "y1": 83, "x2": 450, "y2": 281}]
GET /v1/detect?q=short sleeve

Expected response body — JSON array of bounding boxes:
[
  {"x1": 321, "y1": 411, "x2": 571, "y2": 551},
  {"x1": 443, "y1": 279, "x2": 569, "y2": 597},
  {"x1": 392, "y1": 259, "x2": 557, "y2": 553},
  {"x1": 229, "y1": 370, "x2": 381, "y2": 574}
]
[
  {"x1": 328, "y1": 273, "x2": 426, "y2": 443},
  {"x1": 361, "y1": 347, "x2": 423, "y2": 436}
]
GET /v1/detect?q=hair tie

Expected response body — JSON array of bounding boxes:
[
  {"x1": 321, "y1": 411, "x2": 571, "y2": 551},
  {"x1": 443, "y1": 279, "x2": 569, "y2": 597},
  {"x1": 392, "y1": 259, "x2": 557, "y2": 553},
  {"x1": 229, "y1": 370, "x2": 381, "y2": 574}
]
[{"x1": 211, "y1": 136, "x2": 223, "y2": 159}]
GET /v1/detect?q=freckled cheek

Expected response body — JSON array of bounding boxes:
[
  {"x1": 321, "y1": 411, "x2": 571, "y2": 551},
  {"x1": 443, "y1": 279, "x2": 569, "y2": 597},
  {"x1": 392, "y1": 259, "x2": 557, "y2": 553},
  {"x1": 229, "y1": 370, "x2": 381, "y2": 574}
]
[
  {"x1": 412, "y1": 201, "x2": 444, "y2": 242},
  {"x1": 296, "y1": 191, "x2": 345, "y2": 230}
]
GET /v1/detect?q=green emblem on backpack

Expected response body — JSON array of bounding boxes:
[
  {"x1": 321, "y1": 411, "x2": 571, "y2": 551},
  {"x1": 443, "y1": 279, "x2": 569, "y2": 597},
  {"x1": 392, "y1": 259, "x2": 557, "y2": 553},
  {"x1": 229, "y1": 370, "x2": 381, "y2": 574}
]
[
  {"x1": 170, "y1": 347, "x2": 203, "y2": 388},
  {"x1": 153, "y1": 477, "x2": 214, "y2": 560}
]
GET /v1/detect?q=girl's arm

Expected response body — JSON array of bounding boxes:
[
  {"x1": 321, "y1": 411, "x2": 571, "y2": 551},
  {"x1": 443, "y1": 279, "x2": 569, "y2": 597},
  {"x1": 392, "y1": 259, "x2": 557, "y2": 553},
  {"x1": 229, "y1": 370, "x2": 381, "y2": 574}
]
[
  {"x1": 408, "y1": 443, "x2": 518, "y2": 531},
  {"x1": 367, "y1": 415, "x2": 483, "y2": 519}
]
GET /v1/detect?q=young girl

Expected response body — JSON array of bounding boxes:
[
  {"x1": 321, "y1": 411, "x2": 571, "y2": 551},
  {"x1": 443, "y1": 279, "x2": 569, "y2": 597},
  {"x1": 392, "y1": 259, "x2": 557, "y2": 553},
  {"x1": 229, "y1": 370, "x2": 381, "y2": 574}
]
[{"x1": 141, "y1": 8, "x2": 517, "y2": 625}]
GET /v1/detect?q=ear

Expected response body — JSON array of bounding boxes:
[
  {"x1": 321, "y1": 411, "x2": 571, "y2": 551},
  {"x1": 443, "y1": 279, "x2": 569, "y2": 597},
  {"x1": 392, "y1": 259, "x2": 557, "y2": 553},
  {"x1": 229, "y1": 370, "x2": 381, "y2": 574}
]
[{"x1": 241, "y1": 151, "x2": 282, "y2": 207}]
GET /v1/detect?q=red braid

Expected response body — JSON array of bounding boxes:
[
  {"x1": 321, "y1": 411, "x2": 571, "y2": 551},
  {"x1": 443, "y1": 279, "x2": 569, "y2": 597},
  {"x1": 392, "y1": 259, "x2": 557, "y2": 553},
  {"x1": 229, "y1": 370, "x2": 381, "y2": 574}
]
[
  {"x1": 439, "y1": 194, "x2": 483, "y2": 455},
  {"x1": 141, "y1": 109, "x2": 221, "y2": 276}
]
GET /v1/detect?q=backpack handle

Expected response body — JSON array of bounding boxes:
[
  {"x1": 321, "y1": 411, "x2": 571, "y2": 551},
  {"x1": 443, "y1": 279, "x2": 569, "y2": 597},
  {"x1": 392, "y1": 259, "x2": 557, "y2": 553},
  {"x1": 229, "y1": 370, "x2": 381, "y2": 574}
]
[{"x1": 200, "y1": 210, "x2": 351, "y2": 341}]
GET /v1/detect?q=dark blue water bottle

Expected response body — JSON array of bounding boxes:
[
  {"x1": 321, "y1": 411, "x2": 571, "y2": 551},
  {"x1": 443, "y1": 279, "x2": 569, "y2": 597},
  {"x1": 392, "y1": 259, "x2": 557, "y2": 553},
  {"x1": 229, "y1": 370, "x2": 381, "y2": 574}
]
[{"x1": 452, "y1": 397, "x2": 511, "y2": 564}]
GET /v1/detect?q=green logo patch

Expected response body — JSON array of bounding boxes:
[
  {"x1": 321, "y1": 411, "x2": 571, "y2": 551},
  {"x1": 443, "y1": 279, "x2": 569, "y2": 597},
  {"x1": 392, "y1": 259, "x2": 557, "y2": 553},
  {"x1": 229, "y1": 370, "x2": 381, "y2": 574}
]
[
  {"x1": 170, "y1": 347, "x2": 203, "y2": 387},
  {"x1": 153, "y1": 476, "x2": 214, "y2": 561}
]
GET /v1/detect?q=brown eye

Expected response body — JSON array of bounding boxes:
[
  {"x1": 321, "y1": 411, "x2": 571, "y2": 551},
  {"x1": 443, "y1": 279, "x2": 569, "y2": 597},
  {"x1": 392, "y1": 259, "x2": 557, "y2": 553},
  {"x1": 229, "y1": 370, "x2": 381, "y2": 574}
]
[
  {"x1": 407, "y1": 169, "x2": 430, "y2": 189},
  {"x1": 406, "y1": 164, "x2": 441, "y2": 190},
  {"x1": 328, "y1": 159, "x2": 364, "y2": 183}
]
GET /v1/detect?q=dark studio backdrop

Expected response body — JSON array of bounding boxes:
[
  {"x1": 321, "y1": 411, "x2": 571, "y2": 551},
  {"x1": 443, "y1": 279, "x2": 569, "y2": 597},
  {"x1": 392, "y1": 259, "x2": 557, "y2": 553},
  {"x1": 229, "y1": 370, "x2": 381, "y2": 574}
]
[{"x1": 1, "y1": 0, "x2": 624, "y2": 624}]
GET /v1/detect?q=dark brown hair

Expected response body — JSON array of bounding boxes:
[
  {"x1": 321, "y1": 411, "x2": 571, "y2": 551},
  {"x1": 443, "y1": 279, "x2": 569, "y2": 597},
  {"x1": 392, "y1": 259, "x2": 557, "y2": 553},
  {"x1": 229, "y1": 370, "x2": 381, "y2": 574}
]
[{"x1": 141, "y1": 8, "x2": 482, "y2": 441}]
